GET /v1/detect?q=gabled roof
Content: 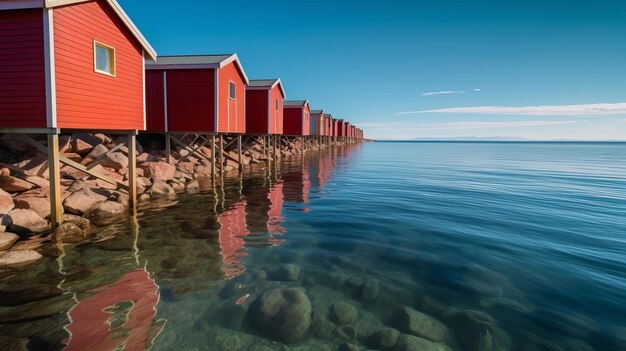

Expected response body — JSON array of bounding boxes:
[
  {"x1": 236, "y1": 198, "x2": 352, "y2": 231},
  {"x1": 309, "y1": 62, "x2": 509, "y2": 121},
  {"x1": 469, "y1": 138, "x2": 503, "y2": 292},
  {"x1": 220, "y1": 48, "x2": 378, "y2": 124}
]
[
  {"x1": 247, "y1": 79, "x2": 286, "y2": 98},
  {"x1": 284, "y1": 100, "x2": 309, "y2": 108},
  {"x1": 1, "y1": 0, "x2": 157, "y2": 60},
  {"x1": 310, "y1": 109, "x2": 324, "y2": 115},
  {"x1": 146, "y1": 54, "x2": 249, "y2": 84}
]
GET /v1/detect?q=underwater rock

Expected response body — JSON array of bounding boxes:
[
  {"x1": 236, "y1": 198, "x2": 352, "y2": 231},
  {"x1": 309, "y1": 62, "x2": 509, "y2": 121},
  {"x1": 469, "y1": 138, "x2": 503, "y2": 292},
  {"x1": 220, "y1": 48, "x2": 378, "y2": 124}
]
[
  {"x1": 396, "y1": 306, "x2": 448, "y2": 342},
  {"x1": 446, "y1": 310, "x2": 510, "y2": 351},
  {"x1": 312, "y1": 314, "x2": 336, "y2": 339},
  {"x1": 249, "y1": 288, "x2": 312, "y2": 343},
  {"x1": 276, "y1": 263, "x2": 301, "y2": 281},
  {"x1": 360, "y1": 278, "x2": 382, "y2": 301},
  {"x1": 354, "y1": 309, "x2": 383, "y2": 341},
  {"x1": 373, "y1": 327, "x2": 400, "y2": 349},
  {"x1": 345, "y1": 275, "x2": 365, "y2": 289},
  {"x1": 330, "y1": 302, "x2": 358, "y2": 325},
  {"x1": 341, "y1": 343, "x2": 360, "y2": 351},
  {"x1": 0, "y1": 249, "x2": 42, "y2": 269},
  {"x1": 53, "y1": 214, "x2": 93, "y2": 243},
  {"x1": 394, "y1": 334, "x2": 452, "y2": 351},
  {"x1": 336, "y1": 324, "x2": 358, "y2": 342},
  {"x1": 147, "y1": 181, "x2": 176, "y2": 198},
  {"x1": 0, "y1": 335, "x2": 29, "y2": 351},
  {"x1": 254, "y1": 269, "x2": 268, "y2": 280}
]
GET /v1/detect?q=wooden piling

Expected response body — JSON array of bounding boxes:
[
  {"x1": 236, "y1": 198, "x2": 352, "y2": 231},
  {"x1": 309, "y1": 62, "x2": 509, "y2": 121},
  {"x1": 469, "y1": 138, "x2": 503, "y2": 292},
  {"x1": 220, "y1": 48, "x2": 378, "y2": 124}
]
[
  {"x1": 238, "y1": 135, "x2": 243, "y2": 172},
  {"x1": 127, "y1": 131, "x2": 137, "y2": 210},
  {"x1": 47, "y1": 132, "x2": 62, "y2": 228},
  {"x1": 165, "y1": 134, "x2": 171, "y2": 164},
  {"x1": 211, "y1": 134, "x2": 216, "y2": 179}
]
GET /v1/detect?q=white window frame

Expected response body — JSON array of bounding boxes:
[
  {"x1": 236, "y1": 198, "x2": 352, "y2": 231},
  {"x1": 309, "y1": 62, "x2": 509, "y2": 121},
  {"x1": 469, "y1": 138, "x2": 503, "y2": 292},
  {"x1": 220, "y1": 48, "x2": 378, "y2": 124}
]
[
  {"x1": 93, "y1": 40, "x2": 116, "y2": 77},
  {"x1": 228, "y1": 81, "x2": 236, "y2": 100}
]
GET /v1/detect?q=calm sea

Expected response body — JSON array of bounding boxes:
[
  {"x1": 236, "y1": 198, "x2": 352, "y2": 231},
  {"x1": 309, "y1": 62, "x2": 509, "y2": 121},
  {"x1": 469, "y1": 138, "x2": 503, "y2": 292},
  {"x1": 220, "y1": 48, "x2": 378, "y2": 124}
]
[{"x1": 1, "y1": 141, "x2": 624, "y2": 351}]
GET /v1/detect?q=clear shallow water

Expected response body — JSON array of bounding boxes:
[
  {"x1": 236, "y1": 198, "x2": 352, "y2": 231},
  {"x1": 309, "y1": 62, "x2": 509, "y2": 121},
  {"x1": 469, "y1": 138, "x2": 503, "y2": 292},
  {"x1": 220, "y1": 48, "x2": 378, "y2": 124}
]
[{"x1": 1, "y1": 141, "x2": 625, "y2": 351}]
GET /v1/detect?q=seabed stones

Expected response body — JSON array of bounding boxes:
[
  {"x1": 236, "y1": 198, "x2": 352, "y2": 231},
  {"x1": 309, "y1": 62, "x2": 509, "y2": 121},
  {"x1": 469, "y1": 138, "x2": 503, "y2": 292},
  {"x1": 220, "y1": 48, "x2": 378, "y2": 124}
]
[{"x1": 249, "y1": 288, "x2": 312, "y2": 343}]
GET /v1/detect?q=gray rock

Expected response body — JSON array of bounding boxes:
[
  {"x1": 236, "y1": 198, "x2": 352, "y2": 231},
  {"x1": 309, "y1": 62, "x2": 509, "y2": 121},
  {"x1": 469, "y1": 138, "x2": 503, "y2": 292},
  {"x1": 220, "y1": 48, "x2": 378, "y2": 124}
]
[
  {"x1": 0, "y1": 232, "x2": 19, "y2": 251},
  {"x1": 330, "y1": 302, "x2": 358, "y2": 325},
  {"x1": 373, "y1": 328, "x2": 400, "y2": 349},
  {"x1": 249, "y1": 288, "x2": 312, "y2": 343},
  {"x1": 84, "y1": 201, "x2": 125, "y2": 226},
  {"x1": 396, "y1": 306, "x2": 448, "y2": 342},
  {"x1": 0, "y1": 175, "x2": 35, "y2": 192},
  {"x1": 0, "y1": 250, "x2": 42, "y2": 268},
  {"x1": 354, "y1": 310, "x2": 382, "y2": 341},
  {"x1": 336, "y1": 325, "x2": 357, "y2": 341},
  {"x1": 360, "y1": 278, "x2": 382, "y2": 301},
  {"x1": 276, "y1": 263, "x2": 301, "y2": 281},
  {"x1": 445, "y1": 310, "x2": 510, "y2": 351},
  {"x1": 5, "y1": 209, "x2": 48, "y2": 234},
  {"x1": 63, "y1": 188, "x2": 107, "y2": 215},
  {"x1": 394, "y1": 334, "x2": 451, "y2": 351},
  {"x1": 255, "y1": 269, "x2": 268, "y2": 280},
  {"x1": 346, "y1": 275, "x2": 365, "y2": 288}
]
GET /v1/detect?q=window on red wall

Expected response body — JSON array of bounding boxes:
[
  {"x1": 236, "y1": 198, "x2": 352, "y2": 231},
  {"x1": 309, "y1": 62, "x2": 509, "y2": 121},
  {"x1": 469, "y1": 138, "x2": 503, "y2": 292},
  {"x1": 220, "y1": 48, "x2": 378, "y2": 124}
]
[
  {"x1": 229, "y1": 82, "x2": 236, "y2": 99},
  {"x1": 275, "y1": 99, "x2": 279, "y2": 110}
]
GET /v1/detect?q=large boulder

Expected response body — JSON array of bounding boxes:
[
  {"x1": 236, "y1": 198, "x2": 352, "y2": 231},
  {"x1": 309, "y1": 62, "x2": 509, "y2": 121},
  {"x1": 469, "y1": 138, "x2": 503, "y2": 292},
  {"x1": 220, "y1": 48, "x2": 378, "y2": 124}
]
[
  {"x1": 4, "y1": 209, "x2": 48, "y2": 234},
  {"x1": 84, "y1": 201, "x2": 125, "y2": 226},
  {"x1": 0, "y1": 250, "x2": 42, "y2": 268},
  {"x1": 396, "y1": 306, "x2": 448, "y2": 342},
  {"x1": 63, "y1": 188, "x2": 107, "y2": 215},
  {"x1": 140, "y1": 162, "x2": 176, "y2": 181},
  {"x1": 82, "y1": 144, "x2": 109, "y2": 164},
  {"x1": 71, "y1": 133, "x2": 102, "y2": 154},
  {"x1": 0, "y1": 175, "x2": 35, "y2": 192},
  {"x1": 249, "y1": 288, "x2": 312, "y2": 343},
  {"x1": 13, "y1": 197, "x2": 50, "y2": 219},
  {"x1": 0, "y1": 232, "x2": 19, "y2": 251},
  {"x1": 445, "y1": 310, "x2": 510, "y2": 351}
]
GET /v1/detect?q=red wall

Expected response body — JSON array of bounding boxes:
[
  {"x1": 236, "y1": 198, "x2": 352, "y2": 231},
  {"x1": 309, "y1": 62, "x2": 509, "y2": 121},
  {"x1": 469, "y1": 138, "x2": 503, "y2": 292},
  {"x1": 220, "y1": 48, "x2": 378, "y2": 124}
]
[
  {"x1": 283, "y1": 107, "x2": 302, "y2": 136},
  {"x1": 218, "y1": 62, "x2": 246, "y2": 133},
  {"x1": 145, "y1": 70, "x2": 165, "y2": 132},
  {"x1": 0, "y1": 9, "x2": 46, "y2": 128},
  {"x1": 54, "y1": 0, "x2": 145, "y2": 130},
  {"x1": 269, "y1": 85, "x2": 284, "y2": 134},
  {"x1": 302, "y1": 104, "x2": 310, "y2": 136},
  {"x1": 166, "y1": 69, "x2": 215, "y2": 132},
  {"x1": 245, "y1": 89, "x2": 268, "y2": 134}
]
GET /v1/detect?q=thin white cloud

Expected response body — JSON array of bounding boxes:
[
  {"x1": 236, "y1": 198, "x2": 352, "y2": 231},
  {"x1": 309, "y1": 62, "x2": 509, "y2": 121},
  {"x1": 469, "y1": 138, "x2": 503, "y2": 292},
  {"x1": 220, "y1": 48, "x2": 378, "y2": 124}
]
[
  {"x1": 474, "y1": 88, "x2": 482, "y2": 92},
  {"x1": 359, "y1": 120, "x2": 585, "y2": 131},
  {"x1": 398, "y1": 102, "x2": 626, "y2": 116},
  {"x1": 422, "y1": 90, "x2": 466, "y2": 96}
]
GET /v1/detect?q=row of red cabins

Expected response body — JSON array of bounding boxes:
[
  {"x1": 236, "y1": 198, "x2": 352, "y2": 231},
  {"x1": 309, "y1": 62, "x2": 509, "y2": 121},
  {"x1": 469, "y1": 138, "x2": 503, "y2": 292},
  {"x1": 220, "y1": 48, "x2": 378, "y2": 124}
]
[{"x1": 0, "y1": 0, "x2": 364, "y2": 140}]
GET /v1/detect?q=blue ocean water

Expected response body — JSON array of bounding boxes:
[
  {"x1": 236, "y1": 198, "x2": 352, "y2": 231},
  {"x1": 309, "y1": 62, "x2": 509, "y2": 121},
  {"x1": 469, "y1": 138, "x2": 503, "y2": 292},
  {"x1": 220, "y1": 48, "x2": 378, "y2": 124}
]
[{"x1": 0, "y1": 141, "x2": 624, "y2": 351}]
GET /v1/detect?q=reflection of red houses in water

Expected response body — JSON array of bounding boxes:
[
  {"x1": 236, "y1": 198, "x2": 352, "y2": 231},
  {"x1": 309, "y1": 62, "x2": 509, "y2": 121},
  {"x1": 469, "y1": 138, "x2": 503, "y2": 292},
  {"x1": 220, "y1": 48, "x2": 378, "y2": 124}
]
[
  {"x1": 217, "y1": 201, "x2": 250, "y2": 279},
  {"x1": 318, "y1": 153, "x2": 334, "y2": 188},
  {"x1": 64, "y1": 269, "x2": 163, "y2": 351},
  {"x1": 282, "y1": 164, "x2": 311, "y2": 208},
  {"x1": 267, "y1": 183, "x2": 286, "y2": 242}
]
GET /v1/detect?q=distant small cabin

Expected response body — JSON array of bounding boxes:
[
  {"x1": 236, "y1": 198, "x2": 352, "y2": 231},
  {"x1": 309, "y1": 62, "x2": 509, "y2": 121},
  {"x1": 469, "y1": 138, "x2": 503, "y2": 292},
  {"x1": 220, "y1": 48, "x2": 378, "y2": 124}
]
[
  {"x1": 309, "y1": 110, "x2": 323, "y2": 136},
  {"x1": 283, "y1": 100, "x2": 311, "y2": 136},
  {"x1": 337, "y1": 119, "x2": 345, "y2": 137},
  {"x1": 246, "y1": 79, "x2": 286, "y2": 135},
  {"x1": 0, "y1": 0, "x2": 156, "y2": 130},
  {"x1": 145, "y1": 54, "x2": 249, "y2": 134},
  {"x1": 324, "y1": 114, "x2": 333, "y2": 136},
  {"x1": 331, "y1": 118, "x2": 338, "y2": 137}
]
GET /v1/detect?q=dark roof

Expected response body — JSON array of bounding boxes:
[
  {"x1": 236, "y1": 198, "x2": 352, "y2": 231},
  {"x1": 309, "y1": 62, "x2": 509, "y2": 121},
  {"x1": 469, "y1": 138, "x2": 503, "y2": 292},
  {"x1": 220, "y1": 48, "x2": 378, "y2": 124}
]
[
  {"x1": 248, "y1": 79, "x2": 279, "y2": 87},
  {"x1": 311, "y1": 109, "x2": 324, "y2": 115},
  {"x1": 284, "y1": 100, "x2": 308, "y2": 107},
  {"x1": 147, "y1": 54, "x2": 232, "y2": 65}
]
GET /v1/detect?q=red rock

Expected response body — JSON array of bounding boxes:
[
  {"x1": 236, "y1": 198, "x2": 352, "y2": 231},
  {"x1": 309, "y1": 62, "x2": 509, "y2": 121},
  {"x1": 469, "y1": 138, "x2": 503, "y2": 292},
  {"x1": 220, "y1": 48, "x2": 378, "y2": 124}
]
[
  {"x1": 5, "y1": 209, "x2": 48, "y2": 234},
  {"x1": 0, "y1": 232, "x2": 19, "y2": 251},
  {"x1": 140, "y1": 162, "x2": 176, "y2": 181},
  {"x1": 0, "y1": 191, "x2": 14, "y2": 216},
  {"x1": 71, "y1": 133, "x2": 103, "y2": 154},
  {"x1": 63, "y1": 189, "x2": 107, "y2": 215},
  {"x1": 99, "y1": 152, "x2": 128, "y2": 170},
  {"x1": 147, "y1": 181, "x2": 176, "y2": 198},
  {"x1": 84, "y1": 201, "x2": 126, "y2": 226},
  {"x1": 81, "y1": 144, "x2": 109, "y2": 165},
  {"x1": 14, "y1": 197, "x2": 51, "y2": 219},
  {"x1": 59, "y1": 135, "x2": 72, "y2": 154},
  {"x1": 0, "y1": 175, "x2": 35, "y2": 192}
]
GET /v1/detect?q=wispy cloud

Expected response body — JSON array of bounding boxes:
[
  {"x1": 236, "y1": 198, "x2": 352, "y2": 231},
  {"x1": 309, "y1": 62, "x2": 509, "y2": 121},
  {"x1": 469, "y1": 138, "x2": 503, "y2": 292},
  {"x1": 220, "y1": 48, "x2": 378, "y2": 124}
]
[
  {"x1": 474, "y1": 88, "x2": 482, "y2": 92},
  {"x1": 398, "y1": 102, "x2": 626, "y2": 116},
  {"x1": 421, "y1": 90, "x2": 467, "y2": 96},
  {"x1": 359, "y1": 120, "x2": 585, "y2": 131}
]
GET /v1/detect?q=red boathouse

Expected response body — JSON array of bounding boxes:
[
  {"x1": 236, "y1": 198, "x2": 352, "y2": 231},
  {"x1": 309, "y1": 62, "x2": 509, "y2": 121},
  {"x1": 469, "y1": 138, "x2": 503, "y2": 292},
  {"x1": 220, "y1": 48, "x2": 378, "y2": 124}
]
[
  {"x1": 310, "y1": 110, "x2": 323, "y2": 136},
  {"x1": 246, "y1": 79, "x2": 286, "y2": 135},
  {"x1": 0, "y1": 0, "x2": 156, "y2": 130},
  {"x1": 283, "y1": 100, "x2": 311, "y2": 136},
  {"x1": 145, "y1": 54, "x2": 249, "y2": 134}
]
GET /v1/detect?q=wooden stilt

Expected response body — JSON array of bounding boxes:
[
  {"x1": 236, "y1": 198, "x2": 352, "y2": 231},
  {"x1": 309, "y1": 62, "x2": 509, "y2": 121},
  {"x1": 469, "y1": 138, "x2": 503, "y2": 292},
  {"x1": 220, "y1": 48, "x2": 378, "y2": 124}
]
[
  {"x1": 127, "y1": 132, "x2": 137, "y2": 211},
  {"x1": 47, "y1": 132, "x2": 62, "y2": 228},
  {"x1": 165, "y1": 133, "x2": 171, "y2": 164},
  {"x1": 219, "y1": 134, "x2": 224, "y2": 176},
  {"x1": 238, "y1": 135, "x2": 243, "y2": 172},
  {"x1": 211, "y1": 134, "x2": 216, "y2": 179}
]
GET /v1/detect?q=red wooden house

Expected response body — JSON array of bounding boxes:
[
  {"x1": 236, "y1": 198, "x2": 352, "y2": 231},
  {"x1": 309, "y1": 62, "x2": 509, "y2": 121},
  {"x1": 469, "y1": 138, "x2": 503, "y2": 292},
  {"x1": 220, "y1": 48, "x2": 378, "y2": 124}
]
[
  {"x1": 246, "y1": 79, "x2": 286, "y2": 135},
  {"x1": 337, "y1": 119, "x2": 345, "y2": 138},
  {"x1": 283, "y1": 100, "x2": 310, "y2": 136},
  {"x1": 310, "y1": 109, "x2": 323, "y2": 136},
  {"x1": 331, "y1": 118, "x2": 338, "y2": 138},
  {"x1": 324, "y1": 114, "x2": 332, "y2": 137},
  {"x1": 145, "y1": 54, "x2": 249, "y2": 134},
  {"x1": 0, "y1": 0, "x2": 156, "y2": 131}
]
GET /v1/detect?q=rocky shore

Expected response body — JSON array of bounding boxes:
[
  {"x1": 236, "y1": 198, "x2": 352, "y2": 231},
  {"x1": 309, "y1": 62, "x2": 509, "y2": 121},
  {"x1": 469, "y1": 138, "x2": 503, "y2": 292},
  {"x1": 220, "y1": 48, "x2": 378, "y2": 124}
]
[{"x1": 0, "y1": 133, "x2": 339, "y2": 269}]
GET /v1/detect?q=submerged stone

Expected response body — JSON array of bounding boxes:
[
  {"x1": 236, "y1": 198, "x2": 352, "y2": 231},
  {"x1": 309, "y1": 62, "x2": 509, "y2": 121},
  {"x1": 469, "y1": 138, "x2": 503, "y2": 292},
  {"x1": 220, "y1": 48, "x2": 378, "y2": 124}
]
[
  {"x1": 249, "y1": 288, "x2": 312, "y2": 343},
  {"x1": 0, "y1": 232, "x2": 18, "y2": 251},
  {"x1": 276, "y1": 263, "x2": 301, "y2": 281},
  {"x1": 360, "y1": 278, "x2": 382, "y2": 301},
  {"x1": 446, "y1": 310, "x2": 510, "y2": 351},
  {"x1": 396, "y1": 306, "x2": 448, "y2": 342},
  {"x1": 330, "y1": 302, "x2": 358, "y2": 325},
  {"x1": 395, "y1": 334, "x2": 452, "y2": 351},
  {"x1": 373, "y1": 327, "x2": 400, "y2": 349},
  {"x1": 0, "y1": 250, "x2": 42, "y2": 268}
]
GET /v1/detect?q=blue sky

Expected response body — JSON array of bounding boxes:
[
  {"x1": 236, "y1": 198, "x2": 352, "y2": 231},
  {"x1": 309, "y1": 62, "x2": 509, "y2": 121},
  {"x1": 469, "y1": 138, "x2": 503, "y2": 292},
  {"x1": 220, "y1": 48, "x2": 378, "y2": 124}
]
[{"x1": 121, "y1": 0, "x2": 626, "y2": 140}]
